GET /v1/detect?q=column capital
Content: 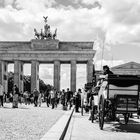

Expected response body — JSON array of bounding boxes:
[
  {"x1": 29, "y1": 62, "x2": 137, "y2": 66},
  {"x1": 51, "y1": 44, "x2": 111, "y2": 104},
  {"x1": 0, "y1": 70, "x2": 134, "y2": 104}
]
[
  {"x1": 31, "y1": 60, "x2": 39, "y2": 63},
  {"x1": 71, "y1": 60, "x2": 77, "y2": 63},
  {"x1": 54, "y1": 60, "x2": 60, "y2": 64},
  {"x1": 87, "y1": 59, "x2": 93, "y2": 64}
]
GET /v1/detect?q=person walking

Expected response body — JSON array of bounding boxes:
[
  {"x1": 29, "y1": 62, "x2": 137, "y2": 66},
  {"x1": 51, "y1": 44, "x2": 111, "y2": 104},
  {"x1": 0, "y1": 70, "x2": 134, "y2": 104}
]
[
  {"x1": 54, "y1": 89, "x2": 58, "y2": 108},
  {"x1": 66, "y1": 88, "x2": 70, "y2": 108},
  {"x1": 38, "y1": 92, "x2": 42, "y2": 107},
  {"x1": 12, "y1": 84, "x2": 19, "y2": 108},
  {"x1": 45, "y1": 90, "x2": 50, "y2": 107},
  {"x1": 33, "y1": 88, "x2": 39, "y2": 107},
  {"x1": 0, "y1": 84, "x2": 4, "y2": 107},
  {"x1": 50, "y1": 88, "x2": 55, "y2": 109},
  {"x1": 23, "y1": 91, "x2": 28, "y2": 105},
  {"x1": 66, "y1": 88, "x2": 73, "y2": 110},
  {"x1": 75, "y1": 89, "x2": 81, "y2": 112},
  {"x1": 57, "y1": 91, "x2": 61, "y2": 104},
  {"x1": 61, "y1": 89, "x2": 67, "y2": 110}
]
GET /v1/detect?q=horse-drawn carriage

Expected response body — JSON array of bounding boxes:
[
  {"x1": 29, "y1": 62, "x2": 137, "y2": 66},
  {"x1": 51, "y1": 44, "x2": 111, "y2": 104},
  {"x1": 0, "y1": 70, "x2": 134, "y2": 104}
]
[{"x1": 93, "y1": 74, "x2": 140, "y2": 130}]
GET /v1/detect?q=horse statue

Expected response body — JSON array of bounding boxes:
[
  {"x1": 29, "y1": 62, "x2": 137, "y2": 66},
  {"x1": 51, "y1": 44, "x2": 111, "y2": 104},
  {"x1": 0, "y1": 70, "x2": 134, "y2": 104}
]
[
  {"x1": 53, "y1": 28, "x2": 57, "y2": 39},
  {"x1": 33, "y1": 16, "x2": 58, "y2": 40},
  {"x1": 34, "y1": 28, "x2": 40, "y2": 39}
]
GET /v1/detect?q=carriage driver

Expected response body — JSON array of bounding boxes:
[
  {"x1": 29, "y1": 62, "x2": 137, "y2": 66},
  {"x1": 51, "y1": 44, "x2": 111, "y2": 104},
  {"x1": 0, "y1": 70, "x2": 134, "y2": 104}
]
[{"x1": 103, "y1": 65, "x2": 113, "y2": 75}]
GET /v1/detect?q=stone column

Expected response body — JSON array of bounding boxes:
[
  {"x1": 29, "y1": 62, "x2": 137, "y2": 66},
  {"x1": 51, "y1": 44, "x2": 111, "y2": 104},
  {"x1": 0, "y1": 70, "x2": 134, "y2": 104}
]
[
  {"x1": 54, "y1": 60, "x2": 60, "y2": 91},
  {"x1": 71, "y1": 60, "x2": 77, "y2": 92},
  {"x1": 14, "y1": 60, "x2": 24, "y2": 92},
  {"x1": 0, "y1": 61, "x2": 8, "y2": 94},
  {"x1": 31, "y1": 60, "x2": 39, "y2": 92},
  {"x1": 87, "y1": 60, "x2": 94, "y2": 83}
]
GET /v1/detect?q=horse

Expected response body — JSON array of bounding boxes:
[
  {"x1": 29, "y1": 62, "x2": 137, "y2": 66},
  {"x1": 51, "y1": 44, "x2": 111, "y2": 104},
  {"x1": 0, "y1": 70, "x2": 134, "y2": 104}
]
[
  {"x1": 53, "y1": 28, "x2": 57, "y2": 39},
  {"x1": 34, "y1": 28, "x2": 40, "y2": 39}
]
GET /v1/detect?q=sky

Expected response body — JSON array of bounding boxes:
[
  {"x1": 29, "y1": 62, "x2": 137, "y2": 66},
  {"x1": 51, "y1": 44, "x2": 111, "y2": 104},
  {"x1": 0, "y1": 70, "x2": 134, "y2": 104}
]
[{"x1": 1, "y1": 0, "x2": 140, "y2": 89}]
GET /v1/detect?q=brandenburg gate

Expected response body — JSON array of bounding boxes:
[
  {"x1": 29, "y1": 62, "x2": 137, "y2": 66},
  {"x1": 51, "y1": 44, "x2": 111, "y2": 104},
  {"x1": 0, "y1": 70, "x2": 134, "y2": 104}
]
[{"x1": 0, "y1": 17, "x2": 96, "y2": 93}]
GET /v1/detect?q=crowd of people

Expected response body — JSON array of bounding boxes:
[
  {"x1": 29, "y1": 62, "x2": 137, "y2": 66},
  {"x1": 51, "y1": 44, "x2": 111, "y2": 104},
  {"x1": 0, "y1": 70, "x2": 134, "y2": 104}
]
[
  {"x1": 0, "y1": 65, "x2": 113, "y2": 111},
  {"x1": 0, "y1": 84, "x2": 82, "y2": 112},
  {"x1": 0, "y1": 65, "x2": 111, "y2": 111}
]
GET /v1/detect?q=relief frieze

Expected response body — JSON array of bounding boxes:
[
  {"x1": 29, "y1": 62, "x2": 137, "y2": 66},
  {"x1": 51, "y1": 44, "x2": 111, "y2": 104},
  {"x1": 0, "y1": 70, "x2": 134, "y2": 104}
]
[{"x1": 31, "y1": 39, "x2": 59, "y2": 50}]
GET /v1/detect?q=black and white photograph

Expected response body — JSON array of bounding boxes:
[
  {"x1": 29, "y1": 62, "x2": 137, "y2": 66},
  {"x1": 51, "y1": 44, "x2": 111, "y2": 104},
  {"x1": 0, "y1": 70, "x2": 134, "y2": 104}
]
[{"x1": 0, "y1": 0, "x2": 140, "y2": 140}]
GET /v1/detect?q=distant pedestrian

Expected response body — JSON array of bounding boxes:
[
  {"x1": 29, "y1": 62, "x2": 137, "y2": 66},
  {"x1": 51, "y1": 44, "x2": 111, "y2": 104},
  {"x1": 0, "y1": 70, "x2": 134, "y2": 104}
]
[
  {"x1": 0, "y1": 84, "x2": 4, "y2": 107},
  {"x1": 9, "y1": 92, "x2": 13, "y2": 102},
  {"x1": 54, "y1": 89, "x2": 58, "y2": 108},
  {"x1": 23, "y1": 91, "x2": 28, "y2": 105},
  {"x1": 45, "y1": 90, "x2": 50, "y2": 107},
  {"x1": 33, "y1": 88, "x2": 39, "y2": 107},
  {"x1": 75, "y1": 89, "x2": 81, "y2": 112},
  {"x1": 12, "y1": 84, "x2": 19, "y2": 108},
  {"x1": 66, "y1": 88, "x2": 73, "y2": 110},
  {"x1": 38, "y1": 92, "x2": 42, "y2": 107},
  {"x1": 57, "y1": 91, "x2": 61, "y2": 104},
  {"x1": 50, "y1": 88, "x2": 55, "y2": 109},
  {"x1": 66, "y1": 88, "x2": 70, "y2": 106},
  {"x1": 19, "y1": 91, "x2": 24, "y2": 104},
  {"x1": 29, "y1": 93, "x2": 34, "y2": 104},
  {"x1": 61, "y1": 89, "x2": 67, "y2": 110},
  {"x1": 27, "y1": 92, "x2": 31, "y2": 105}
]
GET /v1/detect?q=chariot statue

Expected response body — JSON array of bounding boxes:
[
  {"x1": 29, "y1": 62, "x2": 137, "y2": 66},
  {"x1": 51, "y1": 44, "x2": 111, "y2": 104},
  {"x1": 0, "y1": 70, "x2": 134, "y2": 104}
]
[{"x1": 34, "y1": 16, "x2": 58, "y2": 40}]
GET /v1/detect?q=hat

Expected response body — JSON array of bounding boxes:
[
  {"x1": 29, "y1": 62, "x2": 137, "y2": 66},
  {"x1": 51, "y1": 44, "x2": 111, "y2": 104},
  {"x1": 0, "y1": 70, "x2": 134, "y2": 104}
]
[{"x1": 103, "y1": 65, "x2": 109, "y2": 70}]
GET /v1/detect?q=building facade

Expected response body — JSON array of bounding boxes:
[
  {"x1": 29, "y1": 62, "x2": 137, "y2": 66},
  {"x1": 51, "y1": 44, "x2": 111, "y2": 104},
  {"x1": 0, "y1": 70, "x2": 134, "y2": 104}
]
[
  {"x1": 0, "y1": 40, "x2": 96, "y2": 93},
  {"x1": 111, "y1": 61, "x2": 140, "y2": 75}
]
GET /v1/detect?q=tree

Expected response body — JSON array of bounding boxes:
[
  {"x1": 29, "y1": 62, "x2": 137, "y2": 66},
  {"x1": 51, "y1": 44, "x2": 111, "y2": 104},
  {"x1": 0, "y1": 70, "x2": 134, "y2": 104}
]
[
  {"x1": 23, "y1": 75, "x2": 31, "y2": 92},
  {"x1": 8, "y1": 72, "x2": 52, "y2": 93}
]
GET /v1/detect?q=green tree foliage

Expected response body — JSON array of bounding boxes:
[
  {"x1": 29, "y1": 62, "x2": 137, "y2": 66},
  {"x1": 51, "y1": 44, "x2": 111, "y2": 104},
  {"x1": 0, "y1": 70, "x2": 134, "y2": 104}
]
[{"x1": 8, "y1": 72, "x2": 52, "y2": 93}]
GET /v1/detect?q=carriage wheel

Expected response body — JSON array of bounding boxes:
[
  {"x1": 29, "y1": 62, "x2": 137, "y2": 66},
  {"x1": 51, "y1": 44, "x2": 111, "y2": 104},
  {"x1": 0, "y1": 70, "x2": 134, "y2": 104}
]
[
  {"x1": 99, "y1": 96, "x2": 105, "y2": 130},
  {"x1": 124, "y1": 113, "x2": 129, "y2": 124}
]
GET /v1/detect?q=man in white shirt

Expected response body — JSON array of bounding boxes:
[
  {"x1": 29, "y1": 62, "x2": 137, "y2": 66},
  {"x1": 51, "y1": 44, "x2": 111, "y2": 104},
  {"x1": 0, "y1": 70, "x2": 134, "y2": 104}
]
[{"x1": 0, "y1": 84, "x2": 4, "y2": 107}]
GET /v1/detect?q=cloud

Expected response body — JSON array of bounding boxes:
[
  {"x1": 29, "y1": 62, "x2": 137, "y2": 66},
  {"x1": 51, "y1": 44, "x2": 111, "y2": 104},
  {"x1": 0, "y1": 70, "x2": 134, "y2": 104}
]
[
  {"x1": 15, "y1": 0, "x2": 56, "y2": 11},
  {"x1": 39, "y1": 65, "x2": 53, "y2": 79},
  {"x1": 102, "y1": 0, "x2": 140, "y2": 25},
  {"x1": 0, "y1": 0, "x2": 140, "y2": 46},
  {"x1": 0, "y1": 0, "x2": 107, "y2": 41},
  {"x1": 99, "y1": 0, "x2": 140, "y2": 45},
  {"x1": 1, "y1": 0, "x2": 140, "y2": 88}
]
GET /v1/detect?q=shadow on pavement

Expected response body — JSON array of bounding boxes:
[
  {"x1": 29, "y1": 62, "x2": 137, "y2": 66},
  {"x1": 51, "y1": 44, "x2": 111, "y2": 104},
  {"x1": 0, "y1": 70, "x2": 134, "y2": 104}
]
[
  {"x1": 113, "y1": 120, "x2": 140, "y2": 133},
  {"x1": 104, "y1": 119, "x2": 140, "y2": 133},
  {"x1": 3, "y1": 106, "x2": 29, "y2": 109}
]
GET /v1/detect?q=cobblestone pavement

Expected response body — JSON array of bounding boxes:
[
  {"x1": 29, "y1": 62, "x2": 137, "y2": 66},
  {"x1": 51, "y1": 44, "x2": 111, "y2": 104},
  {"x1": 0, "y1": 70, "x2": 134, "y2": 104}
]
[{"x1": 0, "y1": 103, "x2": 65, "y2": 140}]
